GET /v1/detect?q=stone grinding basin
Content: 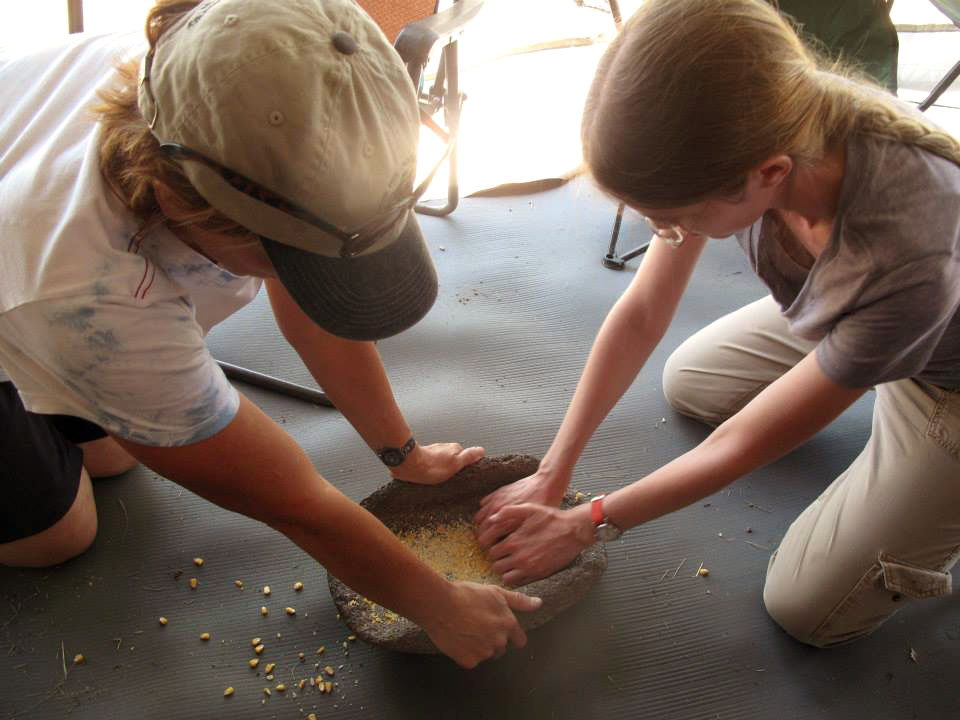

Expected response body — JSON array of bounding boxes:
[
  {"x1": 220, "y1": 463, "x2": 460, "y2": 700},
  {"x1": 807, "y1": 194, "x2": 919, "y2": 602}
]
[{"x1": 327, "y1": 454, "x2": 608, "y2": 654}]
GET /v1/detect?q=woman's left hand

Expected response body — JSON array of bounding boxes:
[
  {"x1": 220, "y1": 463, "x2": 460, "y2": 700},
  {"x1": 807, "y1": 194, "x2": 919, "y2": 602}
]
[
  {"x1": 476, "y1": 503, "x2": 595, "y2": 586},
  {"x1": 390, "y1": 442, "x2": 485, "y2": 485}
]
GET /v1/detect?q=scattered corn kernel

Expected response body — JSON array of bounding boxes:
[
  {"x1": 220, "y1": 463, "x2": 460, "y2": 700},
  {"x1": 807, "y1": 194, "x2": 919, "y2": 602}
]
[
  {"x1": 158, "y1": 617, "x2": 168, "y2": 626},
  {"x1": 263, "y1": 688, "x2": 271, "y2": 697},
  {"x1": 223, "y1": 687, "x2": 234, "y2": 697},
  {"x1": 248, "y1": 658, "x2": 260, "y2": 669},
  {"x1": 293, "y1": 581, "x2": 304, "y2": 591},
  {"x1": 298, "y1": 679, "x2": 306, "y2": 690},
  {"x1": 266, "y1": 674, "x2": 274, "y2": 681},
  {"x1": 698, "y1": 567, "x2": 710, "y2": 577},
  {"x1": 234, "y1": 580, "x2": 244, "y2": 589},
  {"x1": 298, "y1": 652, "x2": 305, "y2": 662},
  {"x1": 193, "y1": 557, "x2": 204, "y2": 567},
  {"x1": 323, "y1": 665, "x2": 335, "y2": 677},
  {"x1": 316, "y1": 646, "x2": 325, "y2": 655},
  {"x1": 275, "y1": 683, "x2": 286, "y2": 692},
  {"x1": 260, "y1": 606, "x2": 268, "y2": 617},
  {"x1": 251, "y1": 637, "x2": 261, "y2": 647},
  {"x1": 324, "y1": 681, "x2": 333, "y2": 694},
  {"x1": 264, "y1": 662, "x2": 275, "y2": 674},
  {"x1": 308, "y1": 714, "x2": 318, "y2": 720},
  {"x1": 309, "y1": 677, "x2": 316, "y2": 687},
  {"x1": 262, "y1": 586, "x2": 271, "y2": 596},
  {"x1": 200, "y1": 632, "x2": 210, "y2": 641},
  {"x1": 285, "y1": 607, "x2": 296, "y2": 616},
  {"x1": 189, "y1": 578, "x2": 199, "y2": 590},
  {"x1": 255, "y1": 644, "x2": 265, "y2": 655},
  {"x1": 73, "y1": 653, "x2": 85, "y2": 664},
  {"x1": 347, "y1": 635, "x2": 356, "y2": 642}
]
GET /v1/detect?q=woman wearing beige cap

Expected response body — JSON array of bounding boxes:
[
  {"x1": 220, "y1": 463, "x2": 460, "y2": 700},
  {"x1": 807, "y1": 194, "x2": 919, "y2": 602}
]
[
  {"x1": 476, "y1": 0, "x2": 960, "y2": 648},
  {"x1": 0, "y1": 0, "x2": 540, "y2": 667}
]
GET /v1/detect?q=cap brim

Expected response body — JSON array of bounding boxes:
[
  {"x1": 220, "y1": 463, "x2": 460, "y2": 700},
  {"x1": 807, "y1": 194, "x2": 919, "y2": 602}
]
[{"x1": 261, "y1": 210, "x2": 438, "y2": 341}]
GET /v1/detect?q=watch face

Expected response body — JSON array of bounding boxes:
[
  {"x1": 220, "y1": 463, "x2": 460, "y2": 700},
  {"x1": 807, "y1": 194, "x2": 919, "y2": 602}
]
[
  {"x1": 595, "y1": 523, "x2": 622, "y2": 542},
  {"x1": 380, "y1": 449, "x2": 404, "y2": 466}
]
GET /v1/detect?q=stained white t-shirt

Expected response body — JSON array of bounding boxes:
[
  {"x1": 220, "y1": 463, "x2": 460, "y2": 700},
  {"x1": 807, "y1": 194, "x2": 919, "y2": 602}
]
[{"x1": 0, "y1": 32, "x2": 261, "y2": 446}]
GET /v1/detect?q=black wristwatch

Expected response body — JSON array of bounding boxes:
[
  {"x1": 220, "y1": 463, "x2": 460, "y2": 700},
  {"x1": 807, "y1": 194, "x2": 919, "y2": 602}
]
[{"x1": 377, "y1": 437, "x2": 417, "y2": 467}]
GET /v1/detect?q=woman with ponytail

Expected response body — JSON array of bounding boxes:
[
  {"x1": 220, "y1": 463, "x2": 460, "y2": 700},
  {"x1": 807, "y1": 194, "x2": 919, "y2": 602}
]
[{"x1": 477, "y1": 0, "x2": 960, "y2": 647}]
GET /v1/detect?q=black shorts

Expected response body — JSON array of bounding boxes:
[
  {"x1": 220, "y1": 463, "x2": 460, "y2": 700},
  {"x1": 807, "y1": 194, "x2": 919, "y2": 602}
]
[{"x1": 0, "y1": 382, "x2": 107, "y2": 543}]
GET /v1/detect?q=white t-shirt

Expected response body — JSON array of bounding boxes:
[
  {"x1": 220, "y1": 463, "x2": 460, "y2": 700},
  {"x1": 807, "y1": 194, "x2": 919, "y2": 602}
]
[{"x1": 0, "y1": 32, "x2": 261, "y2": 446}]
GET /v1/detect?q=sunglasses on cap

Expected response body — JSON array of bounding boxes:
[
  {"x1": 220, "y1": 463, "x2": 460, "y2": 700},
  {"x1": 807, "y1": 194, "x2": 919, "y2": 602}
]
[{"x1": 160, "y1": 141, "x2": 451, "y2": 259}]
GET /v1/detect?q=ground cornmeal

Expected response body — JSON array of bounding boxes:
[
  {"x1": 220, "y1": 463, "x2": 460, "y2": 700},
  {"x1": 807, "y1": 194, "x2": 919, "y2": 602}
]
[{"x1": 360, "y1": 519, "x2": 503, "y2": 624}]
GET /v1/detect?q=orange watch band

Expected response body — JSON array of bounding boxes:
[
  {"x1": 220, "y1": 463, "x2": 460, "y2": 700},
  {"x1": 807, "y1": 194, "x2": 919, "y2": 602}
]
[{"x1": 590, "y1": 494, "x2": 607, "y2": 526}]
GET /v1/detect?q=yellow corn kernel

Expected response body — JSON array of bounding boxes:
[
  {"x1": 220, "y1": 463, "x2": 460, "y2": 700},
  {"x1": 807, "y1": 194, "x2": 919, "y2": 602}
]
[
  {"x1": 323, "y1": 665, "x2": 335, "y2": 676},
  {"x1": 234, "y1": 580, "x2": 244, "y2": 589},
  {"x1": 223, "y1": 687, "x2": 234, "y2": 697},
  {"x1": 254, "y1": 644, "x2": 265, "y2": 655},
  {"x1": 260, "y1": 606, "x2": 268, "y2": 617},
  {"x1": 264, "y1": 662, "x2": 275, "y2": 674},
  {"x1": 193, "y1": 557, "x2": 204, "y2": 567},
  {"x1": 262, "y1": 586, "x2": 271, "y2": 596},
  {"x1": 285, "y1": 607, "x2": 296, "y2": 616},
  {"x1": 248, "y1": 658, "x2": 259, "y2": 669},
  {"x1": 158, "y1": 617, "x2": 168, "y2": 626},
  {"x1": 275, "y1": 683, "x2": 286, "y2": 692},
  {"x1": 189, "y1": 578, "x2": 199, "y2": 590},
  {"x1": 73, "y1": 653, "x2": 85, "y2": 664},
  {"x1": 200, "y1": 632, "x2": 210, "y2": 641},
  {"x1": 293, "y1": 581, "x2": 303, "y2": 591}
]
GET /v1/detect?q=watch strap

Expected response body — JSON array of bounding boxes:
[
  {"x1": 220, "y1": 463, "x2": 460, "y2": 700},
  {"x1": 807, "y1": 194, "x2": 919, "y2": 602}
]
[
  {"x1": 590, "y1": 494, "x2": 607, "y2": 526},
  {"x1": 376, "y1": 436, "x2": 416, "y2": 466}
]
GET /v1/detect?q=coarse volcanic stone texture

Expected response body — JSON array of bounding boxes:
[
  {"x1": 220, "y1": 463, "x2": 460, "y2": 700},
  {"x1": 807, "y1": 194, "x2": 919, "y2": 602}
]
[{"x1": 327, "y1": 454, "x2": 608, "y2": 653}]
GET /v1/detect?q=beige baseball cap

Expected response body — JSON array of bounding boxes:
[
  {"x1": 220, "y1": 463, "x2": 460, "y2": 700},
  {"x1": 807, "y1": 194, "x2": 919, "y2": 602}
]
[{"x1": 138, "y1": 0, "x2": 438, "y2": 340}]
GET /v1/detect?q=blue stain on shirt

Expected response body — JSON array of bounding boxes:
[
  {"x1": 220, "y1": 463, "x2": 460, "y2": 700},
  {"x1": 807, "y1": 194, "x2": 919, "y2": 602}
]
[
  {"x1": 49, "y1": 306, "x2": 95, "y2": 331},
  {"x1": 85, "y1": 328, "x2": 119, "y2": 352}
]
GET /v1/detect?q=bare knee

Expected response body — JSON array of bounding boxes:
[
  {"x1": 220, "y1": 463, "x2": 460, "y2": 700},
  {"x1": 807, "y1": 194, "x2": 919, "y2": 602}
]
[
  {"x1": 0, "y1": 468, "x2": 98, "y2": 568},
  {"x1": 80, "y1": 436, "x2": 138, "y2": 477}
]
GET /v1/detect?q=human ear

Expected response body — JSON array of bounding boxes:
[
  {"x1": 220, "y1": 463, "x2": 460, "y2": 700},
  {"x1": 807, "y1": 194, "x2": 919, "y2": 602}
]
[
  {"x1": 755, "y1": 154, "x2": 793, "y2": 189},
  {"x1": 152, "y1": 181, "x2": 192, "y2": 223}
]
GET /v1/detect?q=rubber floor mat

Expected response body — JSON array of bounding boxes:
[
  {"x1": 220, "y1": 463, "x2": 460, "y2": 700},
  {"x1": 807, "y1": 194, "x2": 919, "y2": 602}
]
[{"x1": 2, "y1": 177, "x2": 957, "y2": 720}]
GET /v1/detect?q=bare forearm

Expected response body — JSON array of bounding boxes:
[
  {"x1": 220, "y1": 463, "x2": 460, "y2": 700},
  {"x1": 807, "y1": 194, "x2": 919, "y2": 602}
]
[
  {"x1": 542, "y1": 306, "x2": 659, "y2": 477},
  {"x1": 602, "y1": 353, "x2": 868, "y2": 531},
  {"x1": 115, "y1": 396, "x2": 451, "y2": 626},
  {"x1": 271, "y1": 486, "x2": 452, "y2": 626},
  {"x1": 540, "y1": 237, "x2": 705, "y2": 485},
  {"x1": 266, "y1": 279, "x2": 411, "y2": 450}
]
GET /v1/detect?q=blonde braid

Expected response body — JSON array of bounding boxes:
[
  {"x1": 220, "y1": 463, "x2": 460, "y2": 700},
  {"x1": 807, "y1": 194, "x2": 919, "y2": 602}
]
[{"x1": 815, "y1": 71, "x2": 960, "y2": 167}]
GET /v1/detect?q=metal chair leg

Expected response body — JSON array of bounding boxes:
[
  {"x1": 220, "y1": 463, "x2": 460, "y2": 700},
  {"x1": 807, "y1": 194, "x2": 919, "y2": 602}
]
[
  {"x1": 416, "y1": 41, "x2": 461, "y2": 217},
  {"x1": 217, "y1": 361, "x2": 335, "y2": 408},
  {"x1": 602, "y1": 202, "x2": 650, "y2": 269}
]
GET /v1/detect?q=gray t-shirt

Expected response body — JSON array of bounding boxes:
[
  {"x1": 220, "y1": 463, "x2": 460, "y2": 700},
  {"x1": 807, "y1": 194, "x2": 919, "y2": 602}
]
[{"x1": 736, "y1": 134, "x2": 960, "y2": 390}]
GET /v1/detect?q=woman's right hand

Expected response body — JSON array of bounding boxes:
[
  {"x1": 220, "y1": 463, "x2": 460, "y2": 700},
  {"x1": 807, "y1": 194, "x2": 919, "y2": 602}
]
[
  {"x1": 473, "y1": 468, "x2": 570, "y2": 530},
  {"x1": 421, "y1": 582, "x2": 542, "y2": 668}
]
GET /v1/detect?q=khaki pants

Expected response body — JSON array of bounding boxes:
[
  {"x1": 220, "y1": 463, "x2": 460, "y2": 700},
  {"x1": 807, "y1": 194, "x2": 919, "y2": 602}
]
[{"x1": 663, "y1": 296, "x2": 960, "y2": 647}]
